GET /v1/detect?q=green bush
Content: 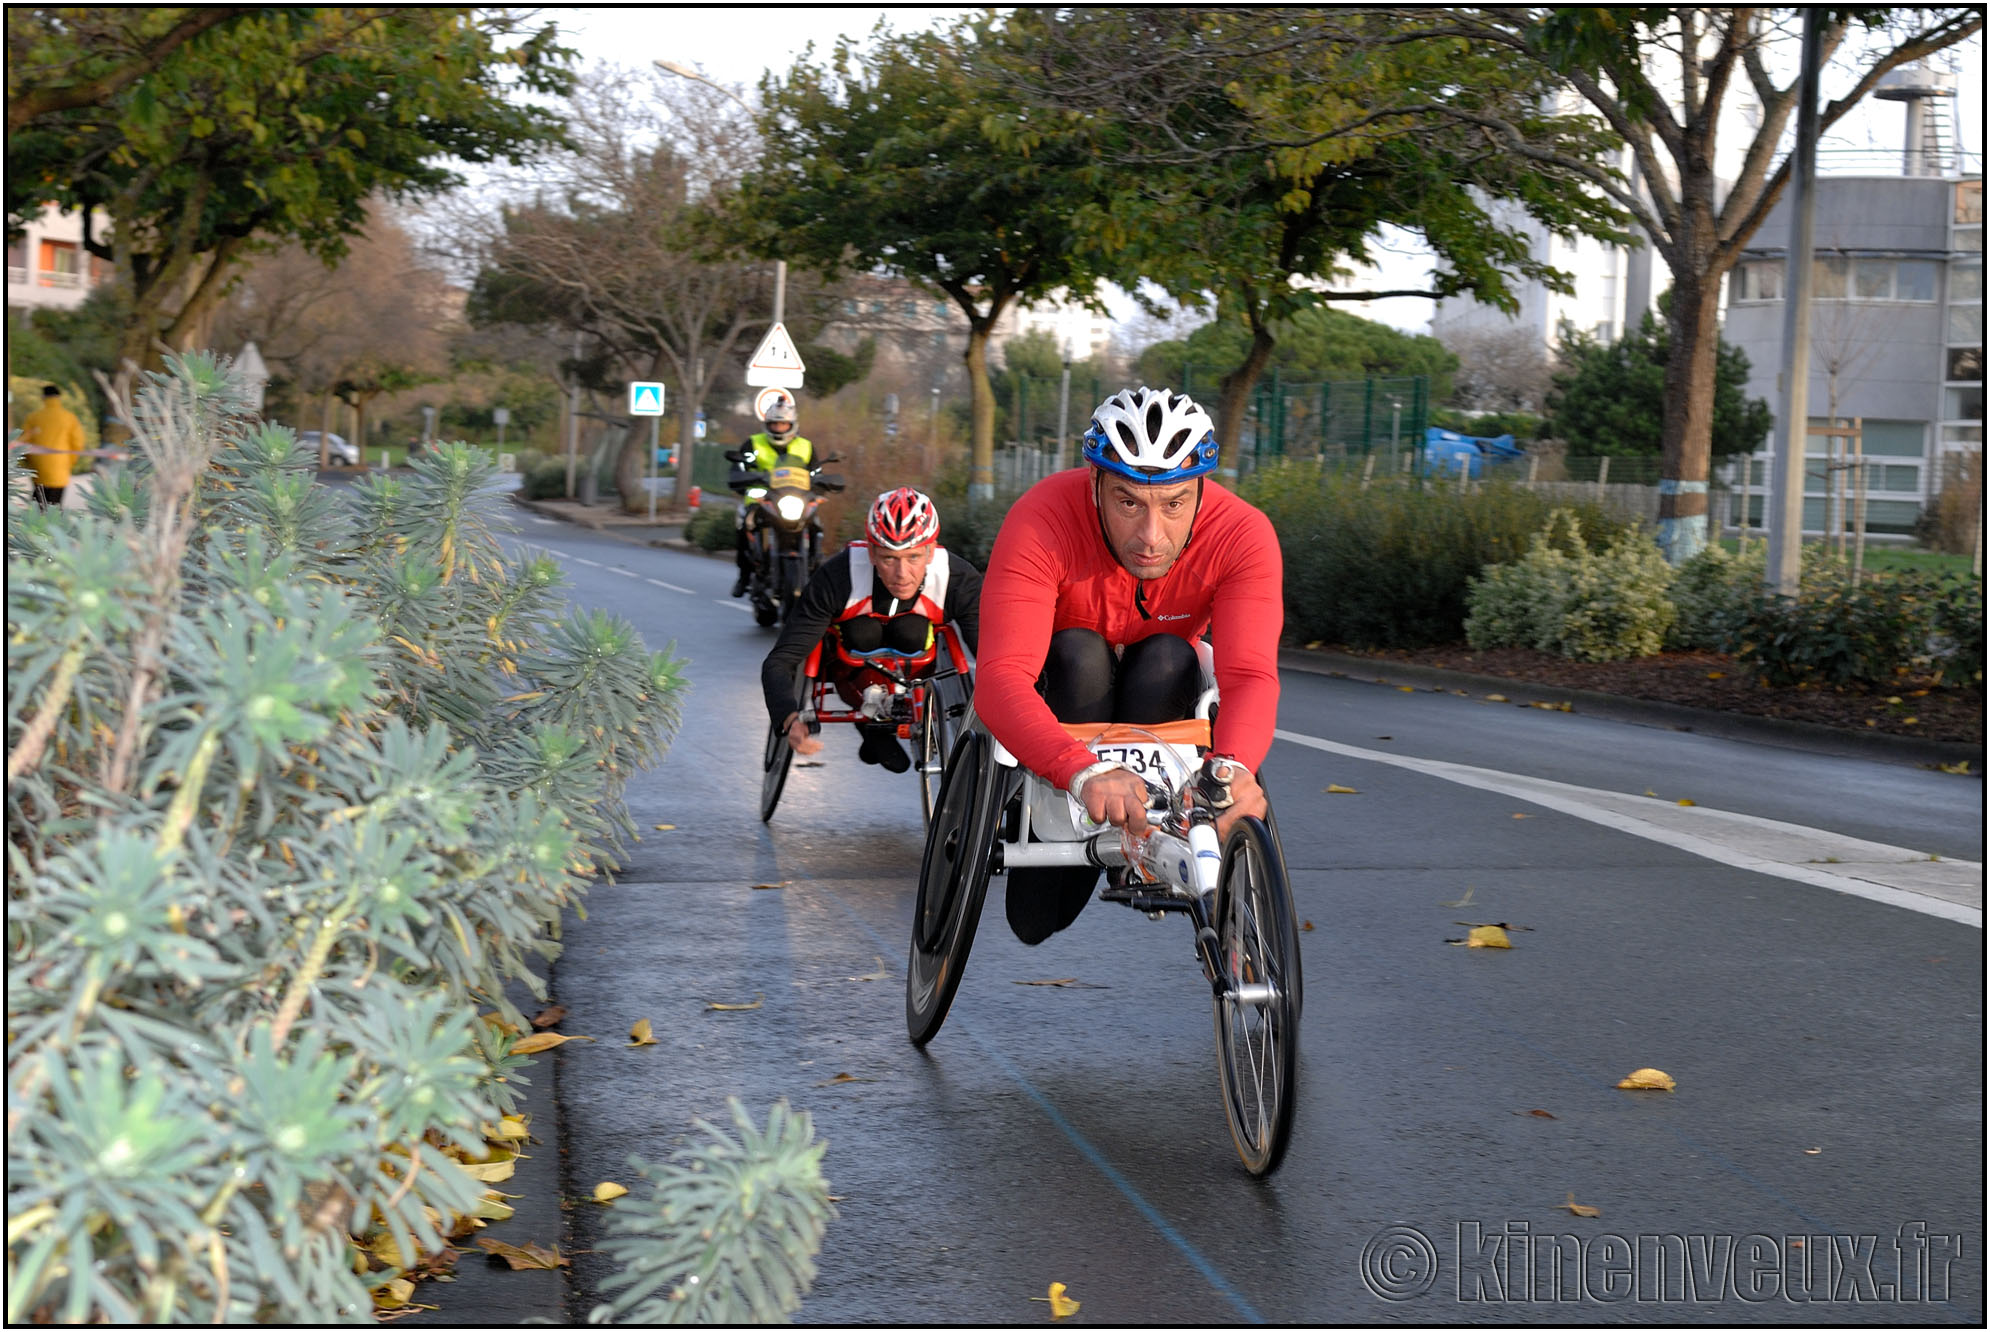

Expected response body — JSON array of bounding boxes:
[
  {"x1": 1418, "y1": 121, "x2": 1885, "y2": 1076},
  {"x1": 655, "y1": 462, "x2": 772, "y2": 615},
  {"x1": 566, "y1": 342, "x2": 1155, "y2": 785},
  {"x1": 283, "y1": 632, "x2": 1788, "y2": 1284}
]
[
  {"x1": 685, "y1": 501, "x2": 740, "y2": 551},
  {"x1": 1727, "y1": 568, "x2": 1985, "y2": 689},
  {"x1": 1241, "y1": 463, "x2": 1637, "y2": 648},
  {"x1": 1667, "y1": 542, "x2": 1765, "y2": 650},
  {"x1": 6, "y1": 355, "x2": 830, "y2": 1323},
  {"x1": 1465, "y1": 509, "x2": 1676, "y2": 660}
]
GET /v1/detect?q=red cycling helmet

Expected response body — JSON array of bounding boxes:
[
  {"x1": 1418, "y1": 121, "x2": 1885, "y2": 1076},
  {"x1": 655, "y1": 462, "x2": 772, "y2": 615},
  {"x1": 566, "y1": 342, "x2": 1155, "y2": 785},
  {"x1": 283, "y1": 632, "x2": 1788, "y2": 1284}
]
[{"x1": 866, "y1": 487, "x2": 940, "y2": 551}]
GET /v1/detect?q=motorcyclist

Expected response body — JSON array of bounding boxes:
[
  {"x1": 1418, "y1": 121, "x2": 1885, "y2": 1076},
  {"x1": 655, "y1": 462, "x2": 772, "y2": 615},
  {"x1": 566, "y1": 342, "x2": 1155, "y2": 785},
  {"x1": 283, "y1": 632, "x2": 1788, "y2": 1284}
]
[
  {"x1": 973, "y1": 386, "x2": 1282, "y2": 944},
  {"x1": 731, "y1": 393, "x2": 815, "y2": 597},
  {"x1": 760, "y1": 487, "x2": 982, "y2": 773}
]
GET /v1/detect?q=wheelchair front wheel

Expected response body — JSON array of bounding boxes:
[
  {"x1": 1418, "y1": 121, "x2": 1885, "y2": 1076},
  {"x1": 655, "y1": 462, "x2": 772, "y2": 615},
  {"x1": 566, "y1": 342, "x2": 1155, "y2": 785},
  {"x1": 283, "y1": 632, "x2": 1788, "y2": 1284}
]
[
  {"x1": 1211, "y1": 815, "x2": 1301, "y2": 1177},
  {"x1": 916, "y1": 674, "x2": 968, "y2": 831},
  {"x1": 906, "y1": 729, "x2": 1001, "y2": 1046}
]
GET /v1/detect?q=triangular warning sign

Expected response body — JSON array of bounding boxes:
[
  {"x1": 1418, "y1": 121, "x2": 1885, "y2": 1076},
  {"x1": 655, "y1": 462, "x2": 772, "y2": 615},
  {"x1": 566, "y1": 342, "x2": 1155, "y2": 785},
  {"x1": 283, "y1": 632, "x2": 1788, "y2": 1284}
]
[{"x1": 745, "y1": 322, "x2": 807, "y2": 387}]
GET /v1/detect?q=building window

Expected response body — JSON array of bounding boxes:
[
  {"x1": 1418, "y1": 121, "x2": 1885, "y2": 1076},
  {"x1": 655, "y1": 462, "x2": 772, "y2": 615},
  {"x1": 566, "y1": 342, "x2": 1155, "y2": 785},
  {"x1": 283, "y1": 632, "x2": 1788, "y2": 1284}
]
[
  {"x1": 1950, "y1": 346, "x2": 1984, "y2": 381},
  {"x1": 934, "y1": 303, "x2": 949, "y2": 319},
  {"x1": 1950, "y1": 304, "x2": 1985, "y2": 345},
  {"x1": 1732, "y1": 261, "x2": 1784, "y2": 302},
  {"x1": 843, "y1": 299, "x2": 858, "y2": 316},
  {"x1": 1952, "y1": 261, "x2": 1983, "y2": 303},
  {"x1": 37, "y1": 240, "x2": 80, "y2": 288},
  {"x1": 1946, "y1": 385, "x2": 1984, "y2": 420},
  {"x1": 869, "y1": 300, "x2": 885, "y2": 314},
  {"x1": 1957, "y1": 180, "x2": 1984, "y2": 226}
]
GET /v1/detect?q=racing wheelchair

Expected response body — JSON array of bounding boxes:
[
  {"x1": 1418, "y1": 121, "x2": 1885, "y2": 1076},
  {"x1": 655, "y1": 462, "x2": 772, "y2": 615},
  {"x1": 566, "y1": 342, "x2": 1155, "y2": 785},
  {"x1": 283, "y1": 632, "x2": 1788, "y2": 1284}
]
[
  {"x1": 760, "y1": 621, "x2": 975, "y2": 828},
  {"x1": 903, "y1": 658, "x2": 1303, "y2": 1176}
]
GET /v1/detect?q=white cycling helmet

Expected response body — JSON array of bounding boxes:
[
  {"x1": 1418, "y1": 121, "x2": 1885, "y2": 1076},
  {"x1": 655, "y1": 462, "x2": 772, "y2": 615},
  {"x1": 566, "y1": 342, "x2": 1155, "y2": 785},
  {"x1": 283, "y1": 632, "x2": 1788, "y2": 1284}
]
[{"x1": 1081, "y1": 387, "x2": 1219, "y2": 483}]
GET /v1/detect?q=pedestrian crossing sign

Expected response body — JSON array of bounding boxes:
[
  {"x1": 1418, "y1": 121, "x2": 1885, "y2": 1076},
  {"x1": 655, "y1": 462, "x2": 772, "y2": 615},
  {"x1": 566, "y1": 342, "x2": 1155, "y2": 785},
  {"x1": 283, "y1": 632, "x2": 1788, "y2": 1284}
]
[{"x1": 628, "y1": 381, "x2": 666, "y2": 416}]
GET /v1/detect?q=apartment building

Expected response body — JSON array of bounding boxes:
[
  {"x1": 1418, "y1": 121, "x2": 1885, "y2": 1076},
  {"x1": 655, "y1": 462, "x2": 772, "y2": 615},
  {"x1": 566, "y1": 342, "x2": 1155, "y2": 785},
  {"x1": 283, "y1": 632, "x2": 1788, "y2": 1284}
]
[
  {"x1": 1722, "y1": 173, "x2": 1983, "y2": 534},
  {"x1": 6, "y1": 204, "x2": 112, "y2": 312}
]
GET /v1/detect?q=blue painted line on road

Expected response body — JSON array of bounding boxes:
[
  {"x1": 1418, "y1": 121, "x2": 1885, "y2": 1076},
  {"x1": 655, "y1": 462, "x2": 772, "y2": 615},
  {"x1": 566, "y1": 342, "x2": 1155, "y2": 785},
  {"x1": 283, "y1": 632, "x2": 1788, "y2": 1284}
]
[{"x1": 818, "y1": 889, "x2": 1266, "y2": 1325}]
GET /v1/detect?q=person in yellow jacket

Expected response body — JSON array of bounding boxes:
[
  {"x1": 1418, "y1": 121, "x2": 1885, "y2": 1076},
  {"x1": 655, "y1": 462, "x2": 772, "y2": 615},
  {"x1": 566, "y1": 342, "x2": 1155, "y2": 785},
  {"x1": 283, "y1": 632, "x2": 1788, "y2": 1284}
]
[{"x1": 15, "y1": 384, "x2": 85, "y2": 509}]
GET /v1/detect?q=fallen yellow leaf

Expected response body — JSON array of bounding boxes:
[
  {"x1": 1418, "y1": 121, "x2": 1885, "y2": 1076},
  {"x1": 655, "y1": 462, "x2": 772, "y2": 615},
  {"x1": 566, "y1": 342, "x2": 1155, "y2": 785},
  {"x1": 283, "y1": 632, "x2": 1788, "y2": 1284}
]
[
  {"x1": 1886, "y1": 695, "x2": 1903, "y2": 704},
  {"x1": 1466, "y1": 924, "x2": 1512, "y2": 949},
  {"x1": 1325, "y1": 784, "x2": 1359, "y2": 794},
  {"x1": 1397, "y1": 685, "x2": 1415, "y2": 693},
  {"x1": 373, "y1": 1277, "x2": 417, "y2": 1310},
  {"x1": 815, "y1": 1071, "x2": 879, "y2": 1086},
  {"x1": 1301, "y1": 920, "x2": 1314, "y2": 932},
  {"x1": 1616, "y1": 1067, "x2": 1677, "y2": 1092},
  {"x1": 706, "y1": 993, "x2": 765, "y2": 1012},
  {"x1": 476, "y1": 1238, "x2": 567, "y2": 1270},
  {"x1": 1305, "y1": 640, "x2": 1323, "y2": 650},
  {"x1": 653, "y1": 823, "x2": 676, "y2": 831},
  {"x1": 627, "y1": 1018, "x2": 657, "y2": 1047},
  {"x1": 593, "y1": 1181, "x2": 629, "y2": 1203},
  {"x1": 490, "y1": 1115, "x2": 530, "y2": 1141},
  {"x1": 751, "y1": 882, "x2": 787, "y2": 891},
  {"x1": 1707, "y1": 671, "x2": 1725, "y2": 679},
  {"x1": 458, "y1": 1153, "x2": 517, "y2": 1184},
  {"x1": 510, "y1": 1031, "x2": 595, "y2": 1056},
  {"x1": 1486, "y1": 693, "x2": 1508, "y2": 702},
  {"x1": 367, "y1": 1229, "x2": 422, "y2": 1269},
  {"x1": 1903, "y1": 716, "x2": 1918, "y2": 725},
  {"x1": 1560, "y1": 1192, "x2": 1602, "y2": 1219},
  {"x1": 1803, "y1": 1147, "x2": 1822, "y2": 1156},
  {"x1": 1046, "y1": 1282, "x2": 1082, "y2": 1319},
  {"x1": 1512, "y1": 813, "x2": 1530, "y2": 819},
  {"x1": 1644, "y1": 788, "x2": 1659, "y2": 798},
  {"x1": 471, "y1": 1193, "x2": 515, "y2": 1222},
  {"x1": 1676, "y1": 797, "x2": 1696, "y2": 807}
]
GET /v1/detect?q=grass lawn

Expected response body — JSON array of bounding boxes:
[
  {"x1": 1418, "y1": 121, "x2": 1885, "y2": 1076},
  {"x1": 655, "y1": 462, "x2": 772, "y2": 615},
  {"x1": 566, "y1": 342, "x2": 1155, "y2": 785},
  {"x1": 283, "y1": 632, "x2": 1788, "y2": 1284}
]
[{"x1": 1718, "y1": 536, "x2": 1977, "y2": 578}]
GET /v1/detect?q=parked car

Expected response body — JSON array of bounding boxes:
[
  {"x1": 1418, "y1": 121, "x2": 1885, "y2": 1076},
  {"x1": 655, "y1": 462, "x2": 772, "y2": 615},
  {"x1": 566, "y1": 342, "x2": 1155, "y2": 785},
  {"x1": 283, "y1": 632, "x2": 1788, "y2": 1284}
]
[{"x1": 296, "y1": 430, "x2": 359, "y2": 465}]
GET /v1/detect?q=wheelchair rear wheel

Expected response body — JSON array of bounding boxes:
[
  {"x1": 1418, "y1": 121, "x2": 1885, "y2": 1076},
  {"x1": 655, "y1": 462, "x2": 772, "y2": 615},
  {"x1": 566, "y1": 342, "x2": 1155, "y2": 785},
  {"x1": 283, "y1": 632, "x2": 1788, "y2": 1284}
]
[
  {"x1": 760, "y1": 663, "x2": 810, "y2": 823},
  {"x1": 906, "y1": 729, "x2": 1002, "y2": 1045},
  {"x1": 1211, "y1": 816, "x2": 1301, "y2": 1176}
]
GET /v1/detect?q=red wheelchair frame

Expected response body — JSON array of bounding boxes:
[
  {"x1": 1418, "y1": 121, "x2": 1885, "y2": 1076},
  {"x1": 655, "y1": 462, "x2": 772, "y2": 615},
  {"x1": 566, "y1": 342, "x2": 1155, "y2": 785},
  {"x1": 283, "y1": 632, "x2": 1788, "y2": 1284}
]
[{"x1": 760, "y1": 621, "x2": 974, "y2": 827}]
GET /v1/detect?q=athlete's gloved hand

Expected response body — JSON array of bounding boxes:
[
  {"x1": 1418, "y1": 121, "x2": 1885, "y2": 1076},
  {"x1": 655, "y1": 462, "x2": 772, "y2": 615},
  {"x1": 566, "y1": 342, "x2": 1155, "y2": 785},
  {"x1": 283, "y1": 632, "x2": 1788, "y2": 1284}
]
[
  {"x1": 783, "y1": 713, "x2": 824, "y2": 756},
  {"x1": 1071, "y1": 763, "x2": 1152, "y2": 836}
]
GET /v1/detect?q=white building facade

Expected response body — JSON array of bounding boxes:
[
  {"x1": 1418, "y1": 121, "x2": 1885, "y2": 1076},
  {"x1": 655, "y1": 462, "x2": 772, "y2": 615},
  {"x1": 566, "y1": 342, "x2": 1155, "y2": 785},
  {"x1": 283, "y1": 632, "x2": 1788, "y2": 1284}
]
[{"x1": 5, "y1": 205, "x2": 111, "y2": 313}]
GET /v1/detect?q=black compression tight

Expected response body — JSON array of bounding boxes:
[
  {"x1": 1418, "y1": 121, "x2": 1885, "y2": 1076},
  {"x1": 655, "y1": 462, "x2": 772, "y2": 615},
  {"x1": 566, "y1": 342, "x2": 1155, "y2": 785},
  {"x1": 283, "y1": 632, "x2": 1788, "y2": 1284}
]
[{"x1": 1039, "y1": 627, "x2": 1201, "y2": 725}]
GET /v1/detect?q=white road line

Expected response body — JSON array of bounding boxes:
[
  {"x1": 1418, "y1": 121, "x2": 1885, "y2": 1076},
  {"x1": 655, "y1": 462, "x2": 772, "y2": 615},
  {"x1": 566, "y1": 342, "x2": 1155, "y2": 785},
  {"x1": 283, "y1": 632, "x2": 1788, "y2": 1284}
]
[
  {"x1": 569, "y1": 556, "x2": 602, "y2": 567},
  {"x1": 529, "y1": 517, "x2": 560, "y2": 525},
  {"x1": 1273, "y1": 728, "x2": 1982, "y2": 928},
  {"x1": 646, "y1": 578, "x2": 694, "y2": 594},
  {"x1": 607, "y1": 567, "x2": 639, "y2": 578},
  {"x1": 717, "y1": 600, "x2": 752, "y2": 613}
]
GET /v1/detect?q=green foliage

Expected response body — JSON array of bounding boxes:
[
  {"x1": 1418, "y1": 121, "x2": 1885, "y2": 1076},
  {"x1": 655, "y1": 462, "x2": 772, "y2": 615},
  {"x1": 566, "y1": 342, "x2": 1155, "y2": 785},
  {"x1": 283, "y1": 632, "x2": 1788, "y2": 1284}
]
[
  {"x1": 7, "y1": 9, "x2": 575, "y2": 361},
  {"x1": 1241, "y1": 463, "x2": 1638, "y2": 649},
  {"x1": 5, "y1": 352, "x2": 688, "y2": 1322},
  {"x1": 1430, "y1": 409, "x2": 1546, "y2": 443},
  {"x1": 589, "y1": 1099, "x2": 834, "y2": 1326},
  {"x1": 1546, "y1": 304, "x2": 1773, "y2": 459},
  {"x1": 1466, "y1": 510, "x2": 1678, "y2": 660},
  {"x1": 1147, "y1": 305, "x2": 1460, "y2": 400},
  {"x1": 1726, "y1": 567, "x2": 1985, "y2": 689},
  {"x1": 685, "y1": 502, "x2": 741, "y2": 552},
  {"x1": 797, "y1": 336, "x2": 876, "y2": 399},
  {"x1": 1667, "y1": 542, "x2": 1766, "y2": 650}
]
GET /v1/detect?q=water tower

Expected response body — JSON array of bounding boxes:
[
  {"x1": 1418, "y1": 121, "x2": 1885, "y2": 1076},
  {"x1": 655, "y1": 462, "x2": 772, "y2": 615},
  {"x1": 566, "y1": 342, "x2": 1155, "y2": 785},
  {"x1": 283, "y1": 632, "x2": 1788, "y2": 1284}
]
[{"x1": 1873, "y1": 64, "x2": 1958, "y2": 176}]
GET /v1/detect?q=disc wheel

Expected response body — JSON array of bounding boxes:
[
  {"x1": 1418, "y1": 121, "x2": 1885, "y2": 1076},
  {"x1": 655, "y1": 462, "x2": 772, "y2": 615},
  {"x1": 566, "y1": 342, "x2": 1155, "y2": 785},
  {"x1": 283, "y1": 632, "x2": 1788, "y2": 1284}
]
[
  {"x1": 916, "y1": 674, "x2": 968, "y2": 830},
  {"x1": 906, "y1": 729, "x2": 1002, "y2": 1045},
  {"x1": 1211, "y1": 816, "x2": 1301, "y2": 1176},
  {"x1": 760, "y1": 664, "x2": 809, "y2": 823}
]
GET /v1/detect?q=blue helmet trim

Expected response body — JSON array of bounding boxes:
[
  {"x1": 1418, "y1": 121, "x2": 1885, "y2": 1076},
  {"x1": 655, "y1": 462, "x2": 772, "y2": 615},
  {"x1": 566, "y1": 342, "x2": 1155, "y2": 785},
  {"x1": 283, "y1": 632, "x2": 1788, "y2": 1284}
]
[{"x1": 1082, "y1": 424, "x2": 1220, "y2": 484}]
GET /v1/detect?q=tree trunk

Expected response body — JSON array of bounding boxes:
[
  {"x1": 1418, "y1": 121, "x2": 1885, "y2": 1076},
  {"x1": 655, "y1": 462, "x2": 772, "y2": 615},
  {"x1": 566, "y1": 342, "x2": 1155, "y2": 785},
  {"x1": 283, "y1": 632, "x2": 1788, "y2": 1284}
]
[
  {"x1": 1657, "y1": 273, "x2": 1722, "y2": 563},
  {"x1": 1215, "y1": 311, "x2": 1278, "y2": 478},
  {"x1": 965, "y1": 322, "x2": 996, "y2": 501},
  {"x1": 319, "y1": 391, "x2": 336, "y2": 470},
  {"x1": 161, "y1": 238, "x2": 244, "y2": 353}
]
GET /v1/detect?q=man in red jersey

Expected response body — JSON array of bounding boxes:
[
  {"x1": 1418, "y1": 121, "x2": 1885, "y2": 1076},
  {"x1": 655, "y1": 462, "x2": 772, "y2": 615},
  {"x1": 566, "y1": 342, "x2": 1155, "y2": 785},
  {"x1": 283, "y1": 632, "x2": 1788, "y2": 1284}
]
[{"x1": 975, "y1": 386, "x2": 1282, "y2": 943}]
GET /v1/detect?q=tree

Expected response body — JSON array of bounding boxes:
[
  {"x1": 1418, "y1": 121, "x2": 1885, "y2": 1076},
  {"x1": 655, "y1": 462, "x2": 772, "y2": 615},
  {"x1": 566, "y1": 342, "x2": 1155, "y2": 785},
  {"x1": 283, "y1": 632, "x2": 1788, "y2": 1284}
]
[
  {"x1": 1547, "y1": 302, "x2": 1772, "y2": 460},
  {"x1": 994, "y1": 8, "x2": 1628, "y2": 471},
  {"x1": 213, "y1": 204, "x2": 454, "y2": 459},
  {"x1": 735, "y1": 23, "x2": 1113, "y2": 498},
  {"x1": 1426, "y1": 6, "x2": 1981, "y2": 559},
  {"x1": 1443, "y1": 327, "x2": 1556, "y2": 415},
  {"x1": 5, "y1": 8, "x2": 572, "y2": 379},
  {"x1": 457, "y1": 66, "x2": 790, "y2": 511},
  {"x1": 5, "y1": 8, "x2": 241, "y2": 129},
  {"x1": 1139, "y1": 304, "x2": 1458, "y2": 398}
]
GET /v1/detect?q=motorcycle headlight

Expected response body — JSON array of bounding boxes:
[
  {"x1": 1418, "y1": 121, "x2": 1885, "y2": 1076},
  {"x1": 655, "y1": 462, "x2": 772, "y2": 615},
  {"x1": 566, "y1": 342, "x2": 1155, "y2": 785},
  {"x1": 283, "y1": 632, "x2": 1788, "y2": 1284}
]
[
  {"x1": 775, "y1": 494, "x2": 808, "y2": 523},
  {"x1": 745, "y1": 487, "x2": 767, "y2": 499}
]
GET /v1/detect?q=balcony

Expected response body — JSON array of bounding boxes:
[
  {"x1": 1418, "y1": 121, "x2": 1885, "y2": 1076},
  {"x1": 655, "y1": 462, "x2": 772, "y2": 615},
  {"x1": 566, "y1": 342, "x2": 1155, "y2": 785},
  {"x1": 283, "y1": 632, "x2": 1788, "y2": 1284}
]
[
  {"x1": 37, "y1": 270, "x2": 81, "y2": 289},
  {"x1": 6, "y1": 266, "x2": 25, "y2": 286}
]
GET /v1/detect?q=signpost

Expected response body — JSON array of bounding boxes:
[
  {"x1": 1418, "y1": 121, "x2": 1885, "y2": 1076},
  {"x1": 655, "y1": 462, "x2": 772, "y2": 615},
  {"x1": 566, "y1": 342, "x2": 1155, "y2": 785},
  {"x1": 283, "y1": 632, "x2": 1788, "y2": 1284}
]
[
  {"x1": 629, "y1": 382, "x2": 667, "y2": 521},
  {"x1": 493, "y1": 405, "x2": 510, "y2": 451},
  {"x1": 744, "y1": 323, "x2": 806, "y2": 389}
]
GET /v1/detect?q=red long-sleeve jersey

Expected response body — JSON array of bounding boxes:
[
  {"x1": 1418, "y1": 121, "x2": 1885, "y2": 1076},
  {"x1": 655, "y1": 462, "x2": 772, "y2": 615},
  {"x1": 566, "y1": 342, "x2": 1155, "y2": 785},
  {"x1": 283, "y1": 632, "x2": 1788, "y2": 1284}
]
[{"x1": 975, "y1": 468, "x2": 1283, "y2": 790}]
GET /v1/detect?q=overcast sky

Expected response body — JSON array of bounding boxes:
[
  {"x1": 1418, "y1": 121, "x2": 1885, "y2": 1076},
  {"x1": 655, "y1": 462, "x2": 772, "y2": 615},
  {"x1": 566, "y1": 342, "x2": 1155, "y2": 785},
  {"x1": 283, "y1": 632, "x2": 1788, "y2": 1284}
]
[{"x1": 539, "y1": 10, "x2": 1984, "y2": 338}]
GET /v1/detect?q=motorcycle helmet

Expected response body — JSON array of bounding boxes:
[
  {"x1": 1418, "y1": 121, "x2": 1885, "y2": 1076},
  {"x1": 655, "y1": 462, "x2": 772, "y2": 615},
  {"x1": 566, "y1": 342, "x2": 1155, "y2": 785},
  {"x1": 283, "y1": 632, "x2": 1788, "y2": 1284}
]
[
  {"x1": 762, "y1": 394, "x2": 797, "y2": 442},
  {"x1": 866, "y1": 487, "x2": 941, "y2": 551}
]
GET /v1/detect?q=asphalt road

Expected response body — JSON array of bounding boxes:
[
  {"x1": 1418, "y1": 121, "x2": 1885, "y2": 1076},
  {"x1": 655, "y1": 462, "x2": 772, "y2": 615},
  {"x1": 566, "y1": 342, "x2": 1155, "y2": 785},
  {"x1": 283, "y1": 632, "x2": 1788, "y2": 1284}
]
[{"x1": 493, "y1": 507, "x2": 1983, "y2": 1325}]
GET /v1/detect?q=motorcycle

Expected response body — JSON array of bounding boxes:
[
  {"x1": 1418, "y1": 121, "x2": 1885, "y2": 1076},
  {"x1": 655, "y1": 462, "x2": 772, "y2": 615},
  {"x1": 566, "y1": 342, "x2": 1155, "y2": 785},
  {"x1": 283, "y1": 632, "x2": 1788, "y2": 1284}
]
[{"x1": 726, "y1": 448, "x2": 846, "y2": 627}]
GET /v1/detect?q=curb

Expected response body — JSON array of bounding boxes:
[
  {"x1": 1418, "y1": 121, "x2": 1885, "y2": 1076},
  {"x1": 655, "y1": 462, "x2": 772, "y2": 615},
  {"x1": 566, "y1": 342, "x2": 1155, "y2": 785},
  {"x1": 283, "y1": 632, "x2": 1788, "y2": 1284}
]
[{"x1": 1281, "y1": 648, "x2": 1982, "y2": 771}]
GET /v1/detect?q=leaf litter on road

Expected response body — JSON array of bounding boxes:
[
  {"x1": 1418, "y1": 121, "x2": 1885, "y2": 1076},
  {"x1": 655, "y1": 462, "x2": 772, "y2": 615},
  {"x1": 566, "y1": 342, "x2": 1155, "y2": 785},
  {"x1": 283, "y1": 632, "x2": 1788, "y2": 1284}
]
[
  {"x1": 1012, "y1": 978, "x2": 1109, "y2": 988},
  {"x1": 1028, "y1": 1282, "x2": 1082, "y2": 1320},
  {"x1": 1440, "y1": 886, "x2": 1475, "y2": 908},
  {"x1": 1616, "y1": 1067, "x2": 1677, "y2": 1091},
  {"x1": 528, "y1": 1005, "x2": 566, "y2": 1028},
  {"x1": 592, "y1": 1181, "x2": 628, "y2": 1203},
  {"x1": 815, "y1": 1071, "x2": 878, "y2": 1086},
  {"x1": 845, "y1": 956, "x2": 889, "y2": 982},
  {"x1": 1560, "y1": 1192, "x2": 1602, "y2": 1218},
  {"x1": 510, "y1": 1031, "x2": 593, "y2": 1055},
  {"x1": 627, "y1": 1018, "x2": 657, "y2": 1047},
  {"x1": 705, "y1": 993, "x2": 764, "y2": 1012},
  {"x1": 477, "y1": 1238, "x2": 568, "y2": 1270}
]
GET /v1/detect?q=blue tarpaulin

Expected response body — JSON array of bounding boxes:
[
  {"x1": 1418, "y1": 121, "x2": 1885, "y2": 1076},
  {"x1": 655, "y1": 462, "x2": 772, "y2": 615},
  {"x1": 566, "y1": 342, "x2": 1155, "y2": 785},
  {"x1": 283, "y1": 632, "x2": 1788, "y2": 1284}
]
[{"x1": 1422, "y1": 426, "x2": 1526, "y2": 478}]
